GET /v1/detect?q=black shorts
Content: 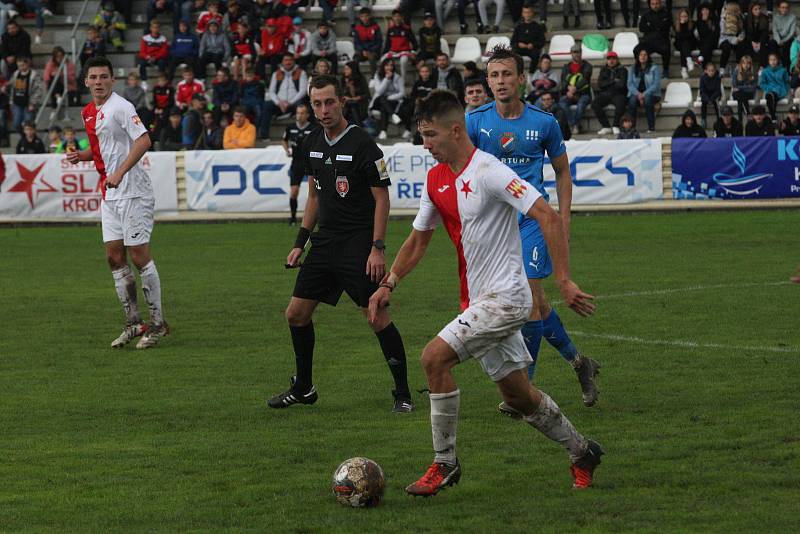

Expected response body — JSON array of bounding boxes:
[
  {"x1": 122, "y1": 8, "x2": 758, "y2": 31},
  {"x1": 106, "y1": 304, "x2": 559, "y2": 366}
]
[
  {"x1": 289, "y1": 162, "x2": 304, "y2": 187},
  {"x1": 293, "y1": 230, "x2": 377, "y2": 307}
]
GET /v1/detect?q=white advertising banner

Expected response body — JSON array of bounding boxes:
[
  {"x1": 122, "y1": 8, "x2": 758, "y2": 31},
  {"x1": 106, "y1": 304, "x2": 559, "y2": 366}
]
[
  {"x1": 0, "y1": 152, "x2": 178, "y2": 218},
  {"x1": 185, "y1": 139, "x2": 663, "y2": 212}
]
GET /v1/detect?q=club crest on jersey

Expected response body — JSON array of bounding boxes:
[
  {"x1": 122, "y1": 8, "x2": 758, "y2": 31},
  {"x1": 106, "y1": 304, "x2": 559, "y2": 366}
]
[
  {"x1": 500, "y1": 132, "x2": 515, "y2": 153},
  {"x1": 505, "y1": 178, "x2": 527, "y2": 199},
  {"x1": 336, "y1": 175, "x2": 349, "y2": 197},
  {"x1": 132, "y1": 115, "x2": 142, "y2": 125}
]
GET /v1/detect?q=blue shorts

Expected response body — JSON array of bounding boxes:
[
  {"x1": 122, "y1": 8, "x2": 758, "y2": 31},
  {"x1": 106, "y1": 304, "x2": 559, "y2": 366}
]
[{"x1": 520, "y1": 216, "x2": 552, "y2": 279}]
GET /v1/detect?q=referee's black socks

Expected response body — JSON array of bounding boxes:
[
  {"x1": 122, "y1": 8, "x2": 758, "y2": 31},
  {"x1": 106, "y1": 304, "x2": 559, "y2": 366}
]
[
  {"x1": 290, "y1": 322, "x2": 315, "y2": 393},
  {"x1": 375, "y1": 322, "x2": 411, "y2": 399}
]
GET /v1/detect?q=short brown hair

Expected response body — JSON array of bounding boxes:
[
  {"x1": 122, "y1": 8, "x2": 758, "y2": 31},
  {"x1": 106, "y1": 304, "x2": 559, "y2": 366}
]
[
  {"x1": 486, "y1": 45, "x2": 524, "y2": 77},
  {"x1": 415, "y1": 89, "x2": 464, "y2": 125},
  {"x1": 309, "y1": 74, "x2": 342, "y2": 97}
]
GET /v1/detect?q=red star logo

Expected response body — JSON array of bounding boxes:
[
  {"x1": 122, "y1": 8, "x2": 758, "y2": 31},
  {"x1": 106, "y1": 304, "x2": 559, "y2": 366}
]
[
  {"x1": 98, "y1": 110, "x2": 105, "y2": 121},
  {"x1": 460, "y1": 179, "x2": 473, "y2": 198},
  {"x1": 7, "y1": 162, "x2": 56, "y2": 208}
]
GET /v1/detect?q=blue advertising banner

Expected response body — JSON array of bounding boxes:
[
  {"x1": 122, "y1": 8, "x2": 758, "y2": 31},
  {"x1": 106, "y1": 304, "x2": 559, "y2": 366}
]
[{"x1": 672, "y1": 137, "x2": 800, "y2": 199}]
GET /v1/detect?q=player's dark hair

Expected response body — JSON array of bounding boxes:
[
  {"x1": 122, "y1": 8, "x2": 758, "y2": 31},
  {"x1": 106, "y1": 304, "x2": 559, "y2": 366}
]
[
  {"x1": 464, "y1": 77, "x2": 486, "y2": 90},
  {"x1": 415, "y1": 89, "x2": 465, "y2": 125},
  {"x1": 84, "y1": 56, "x2": 114, "y2": 76},
  {"x1": 233, "y1": 105, "x2": 247, "y2": 114},
  {"x1": 309, "y1": 74, "x2": 343, "y2": 97},
  {"x1": 486, "y1": 45, "x2": 524, "y2": 77}
]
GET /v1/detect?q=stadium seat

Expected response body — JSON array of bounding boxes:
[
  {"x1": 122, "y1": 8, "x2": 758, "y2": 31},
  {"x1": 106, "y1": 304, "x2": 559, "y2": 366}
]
[
  {"x1": 661, "y1": 82, "x2": 693, "y2": 109},
  {"x1": 611, "y1": 32, "x2": 639, "y2": 59},
  {"x1": 581, "y1": 34, "x2": 609, "y2": 60},
  {"x1": 547, "y1": 34, "x2": 575, "y2": 58},
  {"x1": 452, "y1": 37, "x2": 482, "y2": 64},
  {"x1": 337, "y1": 40, "x2": 355, "y2": 63},
  {"x1": 483, "y1": 35, "x2": 511, "y2": 58},
  {"x1": 372, "y1": 0, "x2": 396, "y2": 13},
  {"x1": 440, "y1": 37, "x2": 450, "y2": 57}
]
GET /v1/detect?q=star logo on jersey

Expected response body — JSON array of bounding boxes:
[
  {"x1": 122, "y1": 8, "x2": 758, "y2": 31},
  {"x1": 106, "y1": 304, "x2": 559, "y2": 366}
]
[
  {"x1": 500, "y1": 132, "x2": 515, "y2": 153},
  {"x1": 336, "y1": 175, "x2": 349, "y2": 197},
  {"x1": 7, "y1": 162, "x2": 56, "y2": 208},
  {"x1": 505, "y1": 178, "x2": 527, "y2": 199},
  {"x1": 460, "y1": 179, "x2": 473, "y2": 198},
  {"x1": 98, "y1": 110, "x2": 105, "y2": 121}
]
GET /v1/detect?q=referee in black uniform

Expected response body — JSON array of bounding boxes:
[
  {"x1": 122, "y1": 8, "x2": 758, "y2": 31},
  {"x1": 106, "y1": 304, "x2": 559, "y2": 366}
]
[
  {"x1": 268, "y1": 74, "x2": 414, "y2": 413},
  {"x1": 281, "y1": 103, "x2": 315, "y2": 225}
]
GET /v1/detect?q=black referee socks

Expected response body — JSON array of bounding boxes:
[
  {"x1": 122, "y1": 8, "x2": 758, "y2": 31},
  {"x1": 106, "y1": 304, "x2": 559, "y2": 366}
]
[
  {"x1": 375, "y1": 322, "x2": 411, "y2": 399},
  {"x1": 290, "y1": 322, "x2": 315, "y2": 393}
]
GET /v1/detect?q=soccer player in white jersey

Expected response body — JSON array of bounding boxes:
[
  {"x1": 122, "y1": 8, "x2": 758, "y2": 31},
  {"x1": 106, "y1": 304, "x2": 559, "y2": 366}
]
[
  {"x1": 368, "y1": 91, "x2": 604, "y2": 495},
  {"x1": 66, "y1": 56, "x2": 168, "y2": 349}
]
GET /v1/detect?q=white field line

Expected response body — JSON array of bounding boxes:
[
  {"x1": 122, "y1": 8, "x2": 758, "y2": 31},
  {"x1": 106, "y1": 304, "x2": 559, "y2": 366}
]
[{"x1": 570, "y1": 331, "x2": 800, "y2": 354}]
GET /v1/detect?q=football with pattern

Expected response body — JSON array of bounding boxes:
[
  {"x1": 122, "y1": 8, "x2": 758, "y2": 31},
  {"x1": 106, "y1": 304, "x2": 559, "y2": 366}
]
[{"x1": 331, "y1": 457, "x2": 385, "y2": 507}]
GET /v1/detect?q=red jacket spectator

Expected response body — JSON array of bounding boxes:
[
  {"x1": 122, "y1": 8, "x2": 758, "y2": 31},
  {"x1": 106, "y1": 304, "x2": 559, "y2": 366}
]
[
  {"x1": 176, "y1": 77, "x2": 205, "y2": 108},
  {"x1": 353, "y1": 19, "x2": 382, "y2": 54},
  {"x1": 260, "y1": 26, "x2": 287, "y2": 57},
  {"x1": 140, "y1": 32, "x2": 169, "y2": 61},
  {"x1": 232, "y1": 32, "x2": 257, "y2": 58},
  {"x1": 152, "y1": 81, "x2": 174, "y2": 111},
  {"x1": 383, "y1": 21, "x2": 416, "y2": 55}
]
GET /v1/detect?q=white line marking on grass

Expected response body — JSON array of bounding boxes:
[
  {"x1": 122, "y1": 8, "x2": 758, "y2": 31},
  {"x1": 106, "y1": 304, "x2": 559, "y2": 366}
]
[
  {"x1": 553, "y1": 281, "x2": 792, "y2": 305},
  {"x1": 570, "y1": 331, "x2": 800, "y2": 354}
]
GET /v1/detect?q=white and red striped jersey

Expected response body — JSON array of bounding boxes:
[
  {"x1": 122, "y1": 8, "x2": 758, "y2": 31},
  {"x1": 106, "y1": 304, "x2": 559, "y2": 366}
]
[
  {"x1": 413, "y1": 149, "x2": 541, "y2": 311},
  {"x1": 82, "y1": 92, "x2": 151, "y2": 201}
]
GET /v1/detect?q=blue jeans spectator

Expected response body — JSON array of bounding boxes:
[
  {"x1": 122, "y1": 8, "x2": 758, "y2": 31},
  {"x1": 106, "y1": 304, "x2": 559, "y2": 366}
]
[
  {"x1": 243, "y1": 99, "x2": 266, "y2": 137},
  {"x1": 627, "y1": 93, "x2": 661, "y2": 131},
  {"x1": 23, "y1": 0, "x2": 49, "y2": 31},
  {"x1": 139, "y1": 57, "x2": 168, "y2": 81},
  {"x1": 319, "y1": 0, "x2": 335, "y2": 21},
  {"x1": 558, "y1": 94, "x2": 590, "y2": 129},
  {"x1": 12, "y1": 104, "x2": 34, "y2": 133}
]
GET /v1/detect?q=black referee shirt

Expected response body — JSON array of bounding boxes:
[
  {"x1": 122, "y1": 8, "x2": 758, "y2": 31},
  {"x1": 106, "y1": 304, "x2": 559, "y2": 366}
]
[
  {"x1": 283, "y1": 121, "x2": 316, "y2": 158},
  {"x1": 301, "y1": 124, "x2": 390, "y2": 234}
]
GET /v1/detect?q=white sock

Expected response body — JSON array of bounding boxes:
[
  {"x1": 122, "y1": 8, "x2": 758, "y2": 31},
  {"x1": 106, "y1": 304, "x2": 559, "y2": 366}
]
[
  {"x1": 430, "y1": 389, "x2": 460, "y2": 466},
  {"x1": 523, "y1": 392, "x2": 588, "y2": 463},
  {"x1": 138, "y1": 260, "x2": 164, "y2": 325},
  {"x1": 111, "y1": 265, "x2": 141, "y2": 324}
]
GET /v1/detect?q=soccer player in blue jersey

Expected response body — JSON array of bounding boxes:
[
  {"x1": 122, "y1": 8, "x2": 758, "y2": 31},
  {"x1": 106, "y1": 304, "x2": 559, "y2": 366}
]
[{"x1": 466, "y1": 46, "x2": 601, "y2": 411}]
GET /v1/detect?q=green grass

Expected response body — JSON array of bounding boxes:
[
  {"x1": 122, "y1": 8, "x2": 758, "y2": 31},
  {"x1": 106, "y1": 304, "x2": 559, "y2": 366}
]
[{"x1": 1, "y1": 210, "x2": 799, "y2": 533}]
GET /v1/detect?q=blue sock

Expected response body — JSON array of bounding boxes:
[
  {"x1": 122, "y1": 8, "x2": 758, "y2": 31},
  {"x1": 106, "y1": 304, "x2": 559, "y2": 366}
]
[
  {"x1": 521, "y1": 320, "x2": 543, "y2": 380},
  {"x1": 542, "y1": 309, "x2": 578, "y2": 363}
]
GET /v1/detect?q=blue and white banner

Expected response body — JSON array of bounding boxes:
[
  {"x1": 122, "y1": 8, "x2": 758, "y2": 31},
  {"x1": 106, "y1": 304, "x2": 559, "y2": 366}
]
[
  {"x1": 672, "y1": 137, "x2": 800, "y2": 199},
  {"x1": 185, "y1": 139, "x2": 663, "y2": 211}
]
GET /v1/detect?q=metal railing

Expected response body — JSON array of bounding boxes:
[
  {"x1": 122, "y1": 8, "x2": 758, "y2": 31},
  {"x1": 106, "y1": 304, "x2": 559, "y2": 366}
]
[{"x1": 34, "y1": 0, "x2": 95, "y2": 128}]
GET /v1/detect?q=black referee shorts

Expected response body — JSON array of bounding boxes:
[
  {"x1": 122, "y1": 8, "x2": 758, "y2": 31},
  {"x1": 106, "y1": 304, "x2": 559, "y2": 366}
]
[
  {"x1": 292, "y1": 230, "x2": 378, "y2": 307},
  {"x1": 289, "y1": 162, "x2": 304, "y2": 187}
]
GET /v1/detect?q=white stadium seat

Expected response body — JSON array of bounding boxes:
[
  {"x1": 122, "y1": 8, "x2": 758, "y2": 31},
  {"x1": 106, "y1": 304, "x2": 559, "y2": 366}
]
[
  {"x1": 611, "y1": 32, "x2": 639, "y2": 60},
  {"x1": 451, "y1": 36, "x2": 482, "y2": 64},
  {"x1": 661, "y1": 82, "x2": 693, "y2": 109},
  {"x1": 337, "y1": 40, "x2": 355, "y2": 63},
  {"x1": 547, "y1": 34, "x2": 575, "y2": 58},
  {"x1": 483, "y1": 35, "x2": 511, "y2": 58},
  {"x1": 440, "y1": 37, "x2": 450, "y2": 57}
]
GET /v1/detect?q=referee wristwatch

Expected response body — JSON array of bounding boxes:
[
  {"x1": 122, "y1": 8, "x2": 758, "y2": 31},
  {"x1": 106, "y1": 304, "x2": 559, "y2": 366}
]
[{"x1": 372, "y1": 239, "x2": 386, "y2": 251}]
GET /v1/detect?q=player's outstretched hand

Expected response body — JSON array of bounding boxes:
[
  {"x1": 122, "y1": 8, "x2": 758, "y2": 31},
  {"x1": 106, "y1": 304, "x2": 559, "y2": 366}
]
[
  {"x1": 286, "y1": 247, "x2": 303, "y2": 268},
  {"x1": 558, "y1": 280, "x2": 596, "y2": 317},
  {"x1": 368, "y1": 287, "x2": 391, "y2": 325},
  {"x1": 366, "y1": 249, "x2": 386, "y2": 283}
]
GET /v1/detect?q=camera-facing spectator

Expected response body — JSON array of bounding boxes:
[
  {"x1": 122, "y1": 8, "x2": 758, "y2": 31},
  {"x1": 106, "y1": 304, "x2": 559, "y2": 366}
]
[
  {"x1": 160, "y1": 107, "x2": 185, "y2": 150},
  {"x1": 151, "y1": 71, "x2": 175, "y2": 133},
  {"x1": 288, "y1": 16, "x2": 313, "y2": 69},
  {"x1": 311, "y1": 21, "x2": 338, "y2": 75},
  {"x1": 231, "y1": 22, "x2": 258, "y2": 81},
  {"x1": 592, "y1": 51, "x2": 628, "y2": 136},
  {"x1": 745, "y1": 104, "x2": 776, "y2": 136},
  {"x1": 713, "y1": 105, "x2": 743, "y2": 137},
  {"x1": 694, "y1": 3, "x2": 719, "y2": 70},
  {"x1": 527, "y1": 54, "x2": 558, "y2": 104},
  {"x1": 139, "y1": 20, "x2": 169, "y2": 90},
  {"x1": 353, "y1": 8, "x2": 382, "y2": 74},
  {"x1": 9, "y1": 56, "x2": 43, "y2": 133},
  {"x1": 47, "y1": 125, "x2": 62, "y2": 153},
  {"x1": 168, "y1": 19, "x2": 200, "y2": 81},
  {"x1": 674, "y1": 8, "x2": 697, "y2": 79},
  {"x1": 672, "y1": 109, "x2": 707, "y2": 138},
  {"x1": 240, "y1": 67, "x2": 267, "y2": 137},
  {"x1": 698, "y1": 61, "x2": 722, "y2": 128},
  {"x1": 198, "y1": 20, "x2": 231, "y2": 83},
  {"x1": 759, "y1": 52, "x2": 789, "y2": 121},
  {"x1": 626, "y1": 48, "x2": 661, "y2": 133},
  {"x1": 558, "y1": 43, "x2": 592, "y2": 134},
  {"x1": 382, "y1": 9, "x2": 417, "y2": 81},
  {"x1": 258, "y1": 18, "x2": 287, "y2": 80},
  {"x1": 537, "y1": 91, "x2": 571, "y2": 141},
  {"x1": 635, "y1": 0, "x2": 673, "y2": 77},
  {"x1": 742, "y1": 1, "x2": 769, "y2": 69},
  {"x1": 43, "y1": 46, "x2": 78, "y2": 109},
  {"x1": 433, "y1": 53, "x2": 464, "y2": 103},
  {"x1": 464, "y1": 77, "x2": 490, "y2": 112},
  {"x1": 55, "y1": 125, "x2": 90, "y2": 153},
  {"x1": 222, "y1": 0, "x2": 249, "y2": 35},
  {"x1": 370, "y1": 57, "x2": 406, "y2": 140},
  {"x1": 196, "y1": 0, "x2": 223, "y2": 34},
  {"x1": 17, "y1": 121, "x2": 45, "y2": 154},
  {"x1": 0, "y1": 19, "x2": 32, "y2": 79},
  {"x1": 93, "y1": 1, "x2": 127, "y2": 51},
  {"x1": 224, "y1": 105, "x2": 256, "y2": 149},
  {"x1": 718, "y1": 1, "x2": 744, "y2": 76},
  {"x1": 176, "y1": 65, "x2": 205, "y2": 110},
  {"x1": 264, "y1": 53, "x2": 309, "y2": 138},
  {"x1": 212, "y1": 66, "x2": 239, "y2": 115},
  {"x1": 512, "y1": 4, "x2": 545, "y2": 74},
  {"x1": 417, "y1": 12, "x2": 442, "y2": 64},
  {"x1": 732, "y1": 54, "x2": 756, "y2": 122},
  {"x1": 182, "y1": 93, "x2": 208, "y2": 147},
  {"x1": 771, "y1": 0, "x2": 795, "y2": 69},
  {"x1": 122, "y1": 71, "x2": 153, "y2": 129},
  {"x1": 617, "y1": 113, "x2": 640, "y2": 139},
  {"x1": 196, "y1": 109, "x2": 224, "y2": 149},
  {"x1": 342, "y1": 60, "x2": 370, "y2": 126},
  {"x1": 779, "y1": 103, "x2": 800, "y2": 135}
]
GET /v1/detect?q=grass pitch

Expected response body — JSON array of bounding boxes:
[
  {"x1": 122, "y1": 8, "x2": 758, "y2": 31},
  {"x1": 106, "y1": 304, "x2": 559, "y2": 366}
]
[{"x1": 1, "y1": 210, "x2": 799, "y2": 533}]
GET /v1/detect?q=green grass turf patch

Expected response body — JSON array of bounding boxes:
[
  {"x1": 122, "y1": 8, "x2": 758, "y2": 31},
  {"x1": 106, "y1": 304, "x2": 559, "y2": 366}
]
[{"x1": 1, "y1": 210, "x2": 799, "y2": 532}]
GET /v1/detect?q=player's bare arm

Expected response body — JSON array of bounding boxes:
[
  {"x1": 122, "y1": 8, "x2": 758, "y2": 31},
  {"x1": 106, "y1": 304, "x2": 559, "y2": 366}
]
[
  {"x1": 527, "y1": 198, "x2": 595, "y2": 317},
  {"x1": 551, "y1": 152, "x2": 572, "y2": 241},
  {"x1": 106, "y1": 133, "x2": 152, "y2": 188},
  {"x1": 368, "y1": 229, "x2": 434, "y2": 324},
  {"x1": 287, "y1": 175, "x2": 320, "y2": 267},
  {"x1": 366, "y1": 186, "x2": 389, "y2": 283}
]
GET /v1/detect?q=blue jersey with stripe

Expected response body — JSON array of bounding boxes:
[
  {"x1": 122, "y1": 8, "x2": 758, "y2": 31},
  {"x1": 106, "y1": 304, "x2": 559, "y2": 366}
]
[{"x1": 466, "y1": 101, "x2": 566, "y2": 202}]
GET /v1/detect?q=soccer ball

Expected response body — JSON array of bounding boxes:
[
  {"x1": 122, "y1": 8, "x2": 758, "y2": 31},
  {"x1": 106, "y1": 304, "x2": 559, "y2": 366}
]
[{"x1": 331, "y1": 457, "x2": 385, "y2": 507}]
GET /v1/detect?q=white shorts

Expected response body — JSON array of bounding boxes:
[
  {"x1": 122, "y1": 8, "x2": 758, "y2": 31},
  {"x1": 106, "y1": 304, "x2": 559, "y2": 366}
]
[
  {"x1": 101, "y1": 196, "x2": 155, "y2": 246},
  {"x1": 437, "y1": 297, "x2": 532, "y2": 382}
]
